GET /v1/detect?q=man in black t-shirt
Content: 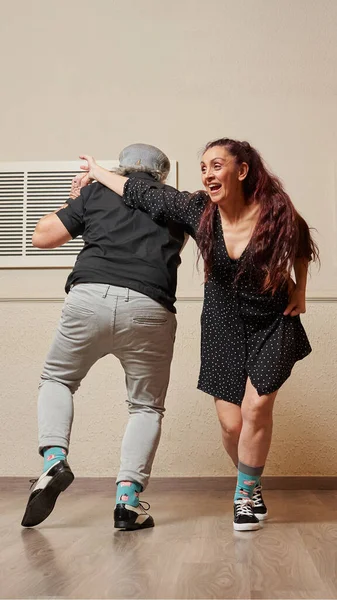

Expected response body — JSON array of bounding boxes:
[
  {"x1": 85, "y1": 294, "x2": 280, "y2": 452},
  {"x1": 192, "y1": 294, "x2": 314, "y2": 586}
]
[{"x1": 21, "y1": 144, "x2": 187, "y2": 531}]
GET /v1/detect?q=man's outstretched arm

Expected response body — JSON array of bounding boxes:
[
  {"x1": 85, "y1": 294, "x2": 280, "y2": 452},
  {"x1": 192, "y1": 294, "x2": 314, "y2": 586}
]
[{"x1": 32, "y1": 177, "x2": 85, "y2": 248}]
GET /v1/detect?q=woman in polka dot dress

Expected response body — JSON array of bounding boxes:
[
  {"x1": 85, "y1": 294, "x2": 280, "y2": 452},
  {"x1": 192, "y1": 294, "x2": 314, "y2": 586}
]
[{"x1": 79, "y1": 139, "x2": 318, "y2": 531}]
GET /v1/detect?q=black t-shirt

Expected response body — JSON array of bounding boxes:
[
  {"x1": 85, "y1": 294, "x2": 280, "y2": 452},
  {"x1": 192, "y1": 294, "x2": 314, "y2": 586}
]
[{"x1": 56, "y1": 172, "x2": 186, "y2": 313}]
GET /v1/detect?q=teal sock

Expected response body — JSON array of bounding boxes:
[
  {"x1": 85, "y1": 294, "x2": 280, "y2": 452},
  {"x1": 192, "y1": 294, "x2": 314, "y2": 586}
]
[
  {"x1": 235, "y1": 466, "x2": 261, "y2": 489},
  {"x1": 116, "y1": 480, "x2": 142, "y2": 508},
  {"x1": 234, "y1": 462, "x2": 264, "y2": 502},
  {"x1": 43, "y1": 446, "x2": 67, "y2": 472}
]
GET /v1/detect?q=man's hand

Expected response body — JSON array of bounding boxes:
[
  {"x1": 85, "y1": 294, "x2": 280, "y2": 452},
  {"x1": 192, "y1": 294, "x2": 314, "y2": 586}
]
[
  {"x1": 284, "y1": 279, "x2": 306, "y2": 316},
  {"x1": 69, "y1": 174, "x2": 90, "y2": 200},
  {"x1": 69, "y1": 176, "x2": 81, "y2": 200}
]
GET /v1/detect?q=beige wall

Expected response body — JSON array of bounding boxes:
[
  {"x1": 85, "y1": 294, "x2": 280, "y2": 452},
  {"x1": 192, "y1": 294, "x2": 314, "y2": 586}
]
[
  {"x1": 1, "y1": 300, "x2": 337, "y2": 477},
  {"x1": 1, "y1": 0, "x2": 336, "y2": 476}
]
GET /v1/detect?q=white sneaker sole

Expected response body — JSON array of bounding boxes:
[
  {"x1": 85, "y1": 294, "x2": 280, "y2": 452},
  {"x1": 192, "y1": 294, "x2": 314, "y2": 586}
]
[
  {"x1": 254, "y1": 510, "x2": 268, "y2": 521},
  {"x1": 233, "y1": 520, "x2": 261, "y2": 531}
]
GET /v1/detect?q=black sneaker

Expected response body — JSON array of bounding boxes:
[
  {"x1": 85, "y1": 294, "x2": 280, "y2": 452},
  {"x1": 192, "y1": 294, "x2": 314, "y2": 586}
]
[
  {"x1": 114, "y1": 501, "x2": 154, "y2": 531},
  {"x1": 252, "y1": 485, "x2": 268, "y2": 521},
  {"x1": 233, "y1": 498, "x2": 261, "y2": 531},
  {"x1": 21, "y1": 461, "x2": 74, "y2": 527}
]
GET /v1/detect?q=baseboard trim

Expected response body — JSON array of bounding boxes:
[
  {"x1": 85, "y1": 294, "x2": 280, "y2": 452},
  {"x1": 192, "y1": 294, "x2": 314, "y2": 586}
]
[
  {"x1": 1, "y1": 296, "x2": 337, "y2": 303},
  {"x1": 150, "y1": 476, "x2": 337, "y2": 491},
  {"x1": 2, "y1": 476, "x2": 337, "y2": 492}
]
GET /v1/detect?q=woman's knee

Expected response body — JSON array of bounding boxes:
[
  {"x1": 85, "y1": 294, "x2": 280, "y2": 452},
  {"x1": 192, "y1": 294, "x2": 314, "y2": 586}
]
[
  {"x1": 241, "y1": 395, "x2": 274, "y2": 427},
  {"x1": 217, "y1": 413, "x2": 242, "y2": 440},
  {"x1": 220, "y1": 420, "x2": 242, "y2": 440},
  {"x1": 215, "y1": 398, "x2": 242, "y2": 439}
]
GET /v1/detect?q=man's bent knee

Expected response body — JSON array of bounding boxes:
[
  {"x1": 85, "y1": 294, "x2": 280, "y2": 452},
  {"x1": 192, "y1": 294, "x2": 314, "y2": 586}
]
[{"x1": 39, "y1": 377, "x2": 80, "y2": 396}]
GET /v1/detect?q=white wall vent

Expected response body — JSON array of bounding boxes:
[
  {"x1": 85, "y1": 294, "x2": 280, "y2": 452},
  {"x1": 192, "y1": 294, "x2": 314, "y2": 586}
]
[{"x1": 0, "y1": 160, "x2": 177, "y2": 268}]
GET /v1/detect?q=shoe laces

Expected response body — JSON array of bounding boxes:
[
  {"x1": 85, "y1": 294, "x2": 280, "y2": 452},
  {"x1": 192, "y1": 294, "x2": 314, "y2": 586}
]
[
  {"x1": 235, "y1": 498, "x2": 254, "y2": 516},
  {"x1": 29, "y1": 478, "x2": 38, "y2": 489},
  {"x1": 138, "y1": 501, "x2": 150, "y2": 511},
  {"x1": 252, "y1": 485, "x2": 262, "y2": 503}
]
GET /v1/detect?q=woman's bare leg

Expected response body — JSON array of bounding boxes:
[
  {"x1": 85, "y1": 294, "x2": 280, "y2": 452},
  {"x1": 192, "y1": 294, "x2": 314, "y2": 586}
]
[
  {"x1": 214, "y1": 398, "x2": 242, "y2": 467},
  {"x1": 239, "y1": 378, "x2": 277, "y2": 467}
]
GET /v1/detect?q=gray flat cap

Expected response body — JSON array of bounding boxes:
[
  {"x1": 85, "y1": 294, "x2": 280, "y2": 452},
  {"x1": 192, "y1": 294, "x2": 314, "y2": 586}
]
[{"x1": 119, "y1": 143, "x2": 170, "y2": 180}]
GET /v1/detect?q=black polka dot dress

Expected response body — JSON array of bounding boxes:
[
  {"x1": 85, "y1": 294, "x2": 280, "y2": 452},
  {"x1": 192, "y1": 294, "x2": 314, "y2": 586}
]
[{"x1": 124, "y1": 178, "x2": 312, "y2": 405}]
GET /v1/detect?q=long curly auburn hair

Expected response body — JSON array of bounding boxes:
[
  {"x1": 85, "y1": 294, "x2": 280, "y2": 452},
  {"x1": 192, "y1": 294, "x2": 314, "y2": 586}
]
[{"x1": 196, "y1": 138, "x2": 319, "y2": 294}]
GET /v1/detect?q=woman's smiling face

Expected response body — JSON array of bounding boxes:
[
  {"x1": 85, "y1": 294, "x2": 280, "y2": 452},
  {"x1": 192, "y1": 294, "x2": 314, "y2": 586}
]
[{"x1": 200, "y1": 145, "x2": 248, "y2": 205}]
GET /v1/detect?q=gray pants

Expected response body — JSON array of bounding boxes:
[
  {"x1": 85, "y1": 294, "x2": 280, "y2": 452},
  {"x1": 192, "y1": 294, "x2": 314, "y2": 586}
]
[{"x1": 38, "y1": 283, "x2": 177, "y2": 490}]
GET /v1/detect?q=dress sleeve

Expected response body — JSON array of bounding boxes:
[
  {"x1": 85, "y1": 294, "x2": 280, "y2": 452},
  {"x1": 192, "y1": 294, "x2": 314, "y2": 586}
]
[{"x1": 123, "y1": 178, "x2": 207, "y2": 238}]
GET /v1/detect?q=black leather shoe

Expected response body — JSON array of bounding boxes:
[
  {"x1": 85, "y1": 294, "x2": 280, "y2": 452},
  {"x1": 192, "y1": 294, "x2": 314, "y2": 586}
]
[
  {"x1": 21, "y1": 461, "x2": 74, "y2": 527},
  {"x1": 114, "y1": 501, "x2": 154, "y2": 530}
]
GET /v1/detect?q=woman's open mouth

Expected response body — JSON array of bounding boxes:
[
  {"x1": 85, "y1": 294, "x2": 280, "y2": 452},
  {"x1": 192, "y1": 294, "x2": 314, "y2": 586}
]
[{"x1": 208, "y1": 183, "x2": 222, "y2": 195}]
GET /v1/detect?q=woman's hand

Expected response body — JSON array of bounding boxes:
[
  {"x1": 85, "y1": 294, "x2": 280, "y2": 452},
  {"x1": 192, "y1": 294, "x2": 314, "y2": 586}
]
[
  {"x1": 284, "y1": 280, "x2": 306, "y2": 316},
  {"x1": 79, "y1": 154, "x2": 98, "y2": 184},
  {"x1": 78, "y1": 155, "x2": 128, "y2": 196}
]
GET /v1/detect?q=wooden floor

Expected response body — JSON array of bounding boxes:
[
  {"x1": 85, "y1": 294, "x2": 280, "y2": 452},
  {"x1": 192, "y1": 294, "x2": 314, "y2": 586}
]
[{"x1": 1, "y1": 483, "x2": 337, "y2": 599}]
